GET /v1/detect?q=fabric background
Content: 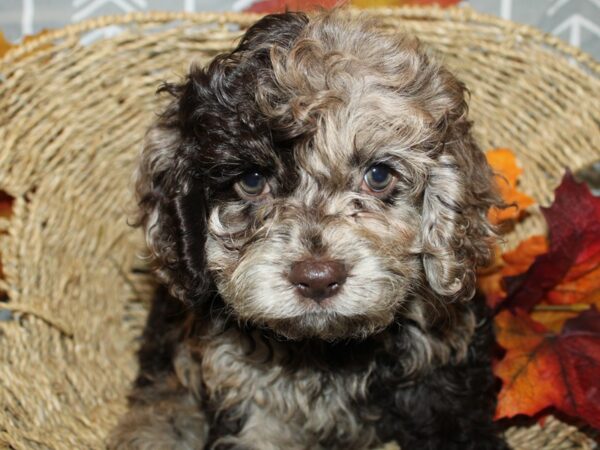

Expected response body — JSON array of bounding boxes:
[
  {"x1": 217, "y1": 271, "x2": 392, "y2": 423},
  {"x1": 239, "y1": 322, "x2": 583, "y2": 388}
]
[{"x1": 1, "y1": 0, "x2": 599, "y2": 60}]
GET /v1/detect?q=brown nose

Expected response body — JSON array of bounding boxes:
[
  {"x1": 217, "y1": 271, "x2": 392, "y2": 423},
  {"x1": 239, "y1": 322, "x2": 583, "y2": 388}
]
[{"x1": 288, "y1": 260, "x2": 347, "y2": 302}]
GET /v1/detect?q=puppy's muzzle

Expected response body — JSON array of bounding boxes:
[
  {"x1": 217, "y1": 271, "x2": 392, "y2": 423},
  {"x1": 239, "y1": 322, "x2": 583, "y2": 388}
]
[{"x1": 289, "y1": 260, "x2": 347, "y2": 303}]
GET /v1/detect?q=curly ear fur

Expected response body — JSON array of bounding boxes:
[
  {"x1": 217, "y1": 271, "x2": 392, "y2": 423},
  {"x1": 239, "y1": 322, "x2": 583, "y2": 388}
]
[
  {"x1": 134, "y1": 92, "x2": 210, "y2": 303},
  {"x1": 420, "y1": 72, "x2": 500, "y2": 300}
]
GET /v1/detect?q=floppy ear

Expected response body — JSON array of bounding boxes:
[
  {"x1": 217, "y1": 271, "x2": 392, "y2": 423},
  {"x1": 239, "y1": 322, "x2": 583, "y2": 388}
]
[
  {"x1": 134, "y1": 83, "x2": 209, "y2": 304},
  {"x1": 420, "y1": 76, "x2": 499, "y2": 301},
  {"x1": 134, "y1": 12, "x2": 311, "y2": 304}
]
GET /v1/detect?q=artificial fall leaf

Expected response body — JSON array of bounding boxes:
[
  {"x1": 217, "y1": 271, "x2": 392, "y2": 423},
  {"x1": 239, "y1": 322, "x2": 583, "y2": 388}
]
[
  {"x1": 494, "y1": 307, "x2": 600, "y2": 428},
  {"x1": 0, "y1": 31, "x2": 13, "y2": 59},
  {"x1": 477, "y1": 269, "x2": 505, "y2": 310},
  {"x1": 21, "y1": 29, "x2": 51, "y2": 45},
  {"x1": 0, "y1": 191, "x2": 13, "y2": 284},
  {"x1": 545, "y1": 256, "x2": 600, "y2": 307},
  {"x1": 0, "y1": 191, "x2": 13, "y2": 219},
  {"x1": 530, "y1": 304, "x2": 588, "y2": 333},
  {"x1": 352, "y1": 0, "x2": 459, "y2": 7},
  {"x1": 244, "y1": 0, "x2": 457, "y2": 9},
  {"x1": 501, "y1": 236, "x2": 549, "y2": 277},
  {"x1": 504, "y1": 172, "x2": 600, "y2": 311},
  {"x1": 486, "y1": 148, "x2": 535, "y2": 225},
  {"x1": 21, "y1": 29, "x2": 55, "y2": 60},
  {"x1": 245, "y1": 0, "x2": 341, "y2": 12},
  {"x1": 478, "y1": 236, "x2": 547, "y2": 309},
  {"x1": 0, "y1": 29, "x2": 54, "y2": 64}
]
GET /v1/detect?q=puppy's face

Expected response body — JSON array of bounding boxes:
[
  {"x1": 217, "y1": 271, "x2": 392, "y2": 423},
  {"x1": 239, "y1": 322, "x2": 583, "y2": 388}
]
[
  {"x1": 205, "y1": 101, "x2": 425, "y2": 340},
  {"x1": 138, "y1": 12, "x2": 498, "y2": 341}
]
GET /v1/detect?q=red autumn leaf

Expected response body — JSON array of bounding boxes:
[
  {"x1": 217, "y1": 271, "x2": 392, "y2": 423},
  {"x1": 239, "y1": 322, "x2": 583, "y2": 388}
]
[
  {"x1": 0, "y1": 191, "x2": 13, "y2": 284},
  {"x1": 494, "y1": 307, "x2": 600, "y2": 428},
  {"x1": 504, "y1": 172, "x2": 600, "y2": 311},
  {"x1": 486, "y1": 148, "x2": 535, "y2": 225},
  {"x1": 0, "y1": 191, "x2": 13, "y2": 219}
]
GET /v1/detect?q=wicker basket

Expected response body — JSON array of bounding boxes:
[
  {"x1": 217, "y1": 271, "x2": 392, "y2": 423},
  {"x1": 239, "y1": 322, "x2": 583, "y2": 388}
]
[{"x1": 0, "y1": 7, "x2": 598, "y2": 450}]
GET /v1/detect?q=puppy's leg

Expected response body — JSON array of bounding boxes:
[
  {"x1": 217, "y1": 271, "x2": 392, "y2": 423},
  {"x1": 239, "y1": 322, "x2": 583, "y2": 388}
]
[
  {"x1": 393, "y1": 343, "x2": 507, "y2": 449},
  {"x1": 108, "y1": 377, "x2": 208, "y2": 450},
  {"x1": 109, "y1": 287, "x2": 209, "y2": 449},
  {"x1": 377, "y1": 308, "x2": 508, "y2": 450}
]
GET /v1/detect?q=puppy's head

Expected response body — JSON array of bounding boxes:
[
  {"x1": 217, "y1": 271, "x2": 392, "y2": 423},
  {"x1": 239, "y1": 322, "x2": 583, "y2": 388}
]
[{"x1": 136, "y1": 11, "x2": 499, "y2": 340}]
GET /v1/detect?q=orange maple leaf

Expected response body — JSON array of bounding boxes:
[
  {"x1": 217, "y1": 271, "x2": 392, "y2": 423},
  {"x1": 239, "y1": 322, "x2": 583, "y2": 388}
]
[
  {"x1": 245, "y1": 0, "x2": 341, "y2": 12},
  {"x1": 530, "y1": 305, "x2": 588, "y2": 333},
  {"x1": 545, "y1": 251, "x2": 600, "y2": 307},
  {"x1": 530, "y1": 249, "x2": 600, "y2": 332},
  {"x1": 494, "y1": 308, "x2": 600, "y2": 428},
  {"x1": 501, "y1": 236, "x2": 548, "y2": 277},
  {"x1": 244, "y1": 0, "x2": 459, "y2": 10},
  {"x1": 0, "y1": 31, "x2": 13, "y2": 59},
  {"x1": 0, "y1": 29, "x2": 55, "y2": 63},
  {"x1": 478, "y1": 235, "x2": 547, "y2": 309},
  {"x1": 486, "y1": 148, "x2": 535, "y2": 225},
  {"x1": 504, "y1": 173, "x2": 600, "y2": 314},
  {"x1": 482, "y1": 173, "x2": 600, "y2": 334},
  {"x1": 351, "y1": 0, "x2": 459, "y2": 7}
]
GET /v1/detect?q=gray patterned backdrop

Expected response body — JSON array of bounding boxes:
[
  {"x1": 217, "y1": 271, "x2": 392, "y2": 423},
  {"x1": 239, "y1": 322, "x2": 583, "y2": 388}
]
[{"x1": 1, "y1": 0, "x2": 599, "y2": 59}]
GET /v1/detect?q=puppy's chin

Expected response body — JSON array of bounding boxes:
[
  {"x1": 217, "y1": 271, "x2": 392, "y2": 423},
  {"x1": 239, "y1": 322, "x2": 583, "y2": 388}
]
[{"x1": 254, "y1": 310, "x2": 395, "y2": 341}]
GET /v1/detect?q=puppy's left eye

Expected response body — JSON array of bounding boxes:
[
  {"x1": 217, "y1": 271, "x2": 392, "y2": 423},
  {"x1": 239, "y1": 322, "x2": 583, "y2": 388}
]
[
  {"x1": 362, "y1": 163, "x2": 396, "y2": 196},
  {"x1": 236, "y1": 171, "x2": 270, "y2": 199}
]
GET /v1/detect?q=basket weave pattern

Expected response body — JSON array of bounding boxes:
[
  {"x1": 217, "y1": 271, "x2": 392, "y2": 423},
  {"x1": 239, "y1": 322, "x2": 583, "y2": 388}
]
[{"x1": 0, "y1": 8, "x2": 598, "y2": 449}]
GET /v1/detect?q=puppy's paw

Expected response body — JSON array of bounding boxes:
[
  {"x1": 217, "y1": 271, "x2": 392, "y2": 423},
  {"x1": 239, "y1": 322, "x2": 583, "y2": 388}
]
[{"x1": 107, "y1": 406, "x2": 208, "y2": 450}]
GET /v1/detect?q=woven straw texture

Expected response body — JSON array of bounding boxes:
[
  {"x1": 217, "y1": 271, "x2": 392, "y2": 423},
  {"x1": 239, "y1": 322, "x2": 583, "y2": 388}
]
[{"x1": 0, "y1": 7, "x2": 598, "y2": 450}]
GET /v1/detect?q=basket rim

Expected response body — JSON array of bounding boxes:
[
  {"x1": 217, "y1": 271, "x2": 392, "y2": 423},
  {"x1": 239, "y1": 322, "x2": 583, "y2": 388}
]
[
  {"x1": 0, "y1": 7, "x2": 598, "y2": 450},
  {"x1": 1, "y1": 6, "x2": 598, "y2": 75}
]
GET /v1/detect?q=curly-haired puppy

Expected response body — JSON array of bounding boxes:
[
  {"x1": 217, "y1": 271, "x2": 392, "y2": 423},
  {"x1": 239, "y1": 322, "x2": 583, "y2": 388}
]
[{"x1": 109, "y1": 10, "x2": 508, "y2": 450}]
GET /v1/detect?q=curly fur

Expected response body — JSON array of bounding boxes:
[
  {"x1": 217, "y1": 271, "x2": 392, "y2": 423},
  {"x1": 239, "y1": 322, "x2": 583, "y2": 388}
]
[{"x1": 109, "y1": 10, "x2": 507, "y2": 450}]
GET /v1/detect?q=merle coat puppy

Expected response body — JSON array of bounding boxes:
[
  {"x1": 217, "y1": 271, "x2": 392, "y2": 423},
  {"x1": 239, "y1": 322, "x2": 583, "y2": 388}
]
[{"x1": 109, "y1": 10, "x2": 508, "y2": 450}]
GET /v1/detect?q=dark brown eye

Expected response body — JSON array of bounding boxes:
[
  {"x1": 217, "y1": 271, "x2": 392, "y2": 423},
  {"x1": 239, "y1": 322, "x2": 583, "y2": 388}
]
[
  {"x1": 237, "y1": 171, "x2": 269, "y2": 198},
  {"x1": 363, "y1": 164, "x2": 394, "y2": 192}
]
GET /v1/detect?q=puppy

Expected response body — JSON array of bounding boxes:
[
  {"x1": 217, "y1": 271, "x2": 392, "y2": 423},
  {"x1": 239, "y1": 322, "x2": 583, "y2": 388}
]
[{"x1": 109, "y1": 10, "x2": 507, "y2": 450}]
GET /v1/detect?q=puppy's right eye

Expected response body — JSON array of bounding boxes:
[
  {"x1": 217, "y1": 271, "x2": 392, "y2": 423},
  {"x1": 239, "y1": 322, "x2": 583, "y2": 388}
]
[
  {"x1": 361, "y1": 163, "x2": 397, "y2": 197},
  {"x1": 236, "y1": 172, "x2": 270, "y2": 199}
]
